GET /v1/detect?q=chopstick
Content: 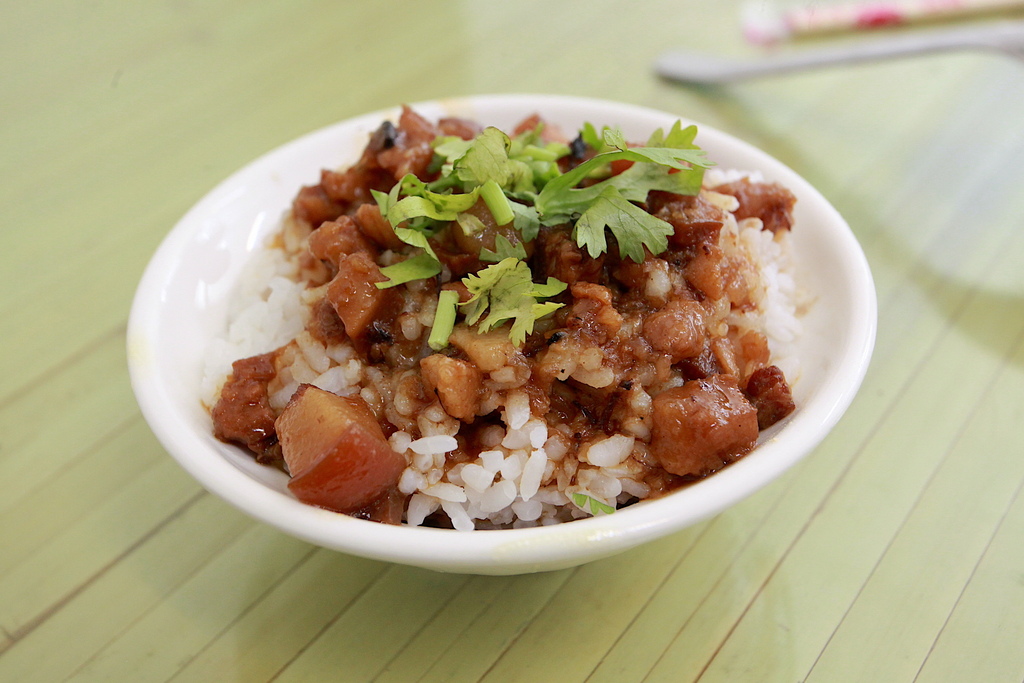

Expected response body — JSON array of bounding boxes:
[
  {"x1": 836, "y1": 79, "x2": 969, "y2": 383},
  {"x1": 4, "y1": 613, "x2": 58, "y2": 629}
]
[{"x1": 743, "y1": 0, "x2": 1024, "y2": 44}]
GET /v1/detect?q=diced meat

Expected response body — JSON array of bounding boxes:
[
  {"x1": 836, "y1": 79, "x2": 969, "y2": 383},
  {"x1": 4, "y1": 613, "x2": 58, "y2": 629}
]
[
  {"x1": 736, "y1": 330, "x2": 770, "y2": 380},
  {"x1": 677, "y1": 340, "x2": 722, "y2": 380},
  {"x1": 611, "y1": 257, "x2": 646, "y2": 290},
  {"x1": 313, "y1": 119, "x2": 404, "y2": 208},
  {"x1": 449, "y1": 326, "x2": 523, "y2": 373},
  {"x1": 325, "y1": 252, "x2": 400, "y2": 352},
  {"x1": 650, "y1": 374, "x2": 759, "y2": 477},
  {"x1": 720, "y1": 254, "x2": 757, "y2": 310},
  {"x1": 713, "y1": 178, "x2": 796, "y2": 234},
  {"x1": 683, "y1": 242, "x2": 756, "y2": 310},
  {"x1": 683, "y1": 243, "x2": 724, "y2": 300},
  {"x1": 449, "y1": 198, "x2": 524, "y2": 255},
  {"x1": 433, "y1": 241, "x2": 484, "y2": 278},
  {"x1": 353, "y1": 202, "x2": 405, "y2": 251},
  {"x1": 275, "y1": 384, "x2": 404, "y2": 514},
  {"x1": 745, "y1": 365, "x2": 795, "y2": 429},
  {"x1": 642, "y1": 298, "x2": 705, "y2": 363},
  {"x1": 438, "y1": 117, "x2": 483, "y2": 140},
  {"x1": 307, "y1": 297, "x2": 347, "y2": 345},
  {"x1": 419, "y1": 354, "x2": 483, "y2": 422},
  {"x1": 308, "y1": 216, "x2": 377, "y2": 267},
  {"x1": 376, "y1": 106, "x2": 440, "y2": 179},
  {"x1": 364, "y1": 120, "x2": 399, "y2": 156},
  {"x1": 513, "y1": 113, "x2": 566, "y2": 142},
  {"x1": 211, "y1": 352, "x2": 283, "y2": 466},
  {"x1": 513, "y1": 113, "x2": 543, "y2": 136},
  {"x1": 711, "y1": 337, "x2": 741, "y2": 379},
  {"x1": 649, "y1": 191, "x2": 726, "y2": 250},
  {"x1": 292, "y1": 184, "x2": 344, "y2": 227},
  {"x1": 566, "y1": 283, "x2": 622, "y2": 343},
  {"x1": 320, "y1": 166, "x2": 394, "y2": 206},
  {"x1": 535, "y1": 226, "x2": 605, "y2": 284},
  {"x1": 357, "y1": 487, "x2": 407, "y2": 525}
]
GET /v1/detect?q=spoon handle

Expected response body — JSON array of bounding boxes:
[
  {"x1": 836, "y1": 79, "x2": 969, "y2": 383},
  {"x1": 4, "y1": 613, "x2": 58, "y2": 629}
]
[{"x1": 656, "y1": 21, "x2": 1024, "y2": 84}]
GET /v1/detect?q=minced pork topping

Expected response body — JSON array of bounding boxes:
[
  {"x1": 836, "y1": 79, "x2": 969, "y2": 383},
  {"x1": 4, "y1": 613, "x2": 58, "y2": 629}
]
[{"x1": 209, "y1": 107, "x2": 797, "y2": 529}]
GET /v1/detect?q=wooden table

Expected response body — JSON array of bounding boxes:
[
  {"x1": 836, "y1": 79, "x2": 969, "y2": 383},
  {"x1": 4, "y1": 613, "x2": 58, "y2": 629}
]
[{"x1": 3, "y1": 1, "x2": 1024, "y2": 680}]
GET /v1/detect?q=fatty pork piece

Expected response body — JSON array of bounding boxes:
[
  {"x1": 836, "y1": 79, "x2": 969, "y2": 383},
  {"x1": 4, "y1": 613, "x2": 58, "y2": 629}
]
[
  {"x1": 275, "y1": 384, "x2": 404, "y2": 514},
  {"x1": 419, "y1": 354, "x2": 483, "y2": 422},
  {"x1": 650, "y1": 374, "x2": 759, "y2": 477}
]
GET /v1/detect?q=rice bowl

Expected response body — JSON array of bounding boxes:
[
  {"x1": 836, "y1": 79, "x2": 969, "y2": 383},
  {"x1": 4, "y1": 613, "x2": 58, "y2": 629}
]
[{"x1": 128, "y1": 95, "x2": 875, "y2": 574}]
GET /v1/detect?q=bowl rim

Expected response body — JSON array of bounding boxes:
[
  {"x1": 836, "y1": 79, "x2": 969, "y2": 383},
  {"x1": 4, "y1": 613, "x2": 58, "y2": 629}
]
[{"x1": 128, "y1": 93, "x2": 876, "y2": 574}]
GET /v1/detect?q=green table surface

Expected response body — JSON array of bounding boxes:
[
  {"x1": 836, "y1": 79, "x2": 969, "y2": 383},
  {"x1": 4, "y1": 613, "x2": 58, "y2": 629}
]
[{"x1": 4, "y1": 1, "x2": 1024, "y2": 681}]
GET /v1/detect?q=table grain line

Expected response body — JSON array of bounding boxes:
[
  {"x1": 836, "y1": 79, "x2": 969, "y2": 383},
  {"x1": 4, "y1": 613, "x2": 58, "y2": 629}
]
[
  {"x1": 802, "y1": 321, "x2": 1024, "y2": 681},
  {"x1": 1, "y1": 487, "x2": 208, "y2": 652},
  {"x1": 792, "y1": 166, "x2": 1024, "y2": 531},
  {"x1": 367, "y1": 572, "x2": 476, "y2": 683},
  {"x1": 0, "y1": 411, "x2": 143, "y2": 536},
  {"x1": 625, "y1": 475, "x2": 797, "y2": 683},
  {"x1": 265, "y1": 563, "x2": 397, "y2": 683},
  {"x1": 59, "y1": 510, "x2": 279, "y2": 683},
  {"x1": 0, "y1": 322, "x2": 126, "y2": 411},
  {"x1": 581, "y1": 470, "x2": 795, "y2": 683},
  {"x1": 579, "y1": 521, "x2": 718, "y2": 683},
  {"x1": 475, "y1": 565, "x2": 582, "y2": 683},
  {"x1": 912, "y1": 470, "x2": 1024, "y2": 682},
  {"x1": 153, "y1": 544, "x2": 321, "y2": 683},
  {"x1": 377, "y1": 575, "x2": 510, "y2": 683}
]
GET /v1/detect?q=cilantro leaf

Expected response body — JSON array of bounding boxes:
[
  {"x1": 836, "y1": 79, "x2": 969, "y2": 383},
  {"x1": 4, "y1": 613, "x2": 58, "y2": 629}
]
[
  {"x1": 602, "y1": 127, "x2": 628, "y2": 151},
  {"x1": 536, "y1": 142, "x2": 709, "y2": 221},
  {"x1": 461, "y1": 258, "x2": 567, "y2": 346},
  {"x1": 376, "y1": 252, "x2": 442, "y2": 289},
  {"x1": 647, "y1": 120, "x2": 700, "y2": 149},
  {"x1": 392, "y1": 226, "x2": 436, "y2": 258},
  {"x1": 509, "y1": 201, "x2": 541, "y2": 241},
  {"x1": 579, "y1": 122, "x2": 609, "y2": 152},
  {"x1": 453, "y1": 127, "x2": 513, "y2": 187},
  {"x1": 376, "y1": 226, "x2": 442, "y2": 289},
  {"x1": 447, "y1": 127, "x2": 533, "y2": 192},
  {"x1": 480, "y1": 234, "x2": 528, "y2": 262},
  {"x1": 571, "y1": 492, "x2": 615, "y2": 515},
  {"x1": 384, "y1": 175, "x2": 480, "y2": 225},
  {"x1": 432, "y1": 135, "x2": 474, "y2": 166},
  {"x1": 369, "y1": 117, "x2": 712, "y2": 341},
  {"x1": 529, "y1": 124, "x2": 710, "y2": 262},
  {"x1": 607, "y1": 159, "x2": 703, "y2": 201},
  {"x1": 574, "y1": 185, "x2": 674, "y2": 262}
]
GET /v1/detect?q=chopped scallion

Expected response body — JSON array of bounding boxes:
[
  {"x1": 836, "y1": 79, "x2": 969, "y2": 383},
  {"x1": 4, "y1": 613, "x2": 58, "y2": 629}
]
[
  {"x1": 428, "y1": 289, "x2": 460, "y2": 350},
  {"x1": 479, "y1": 179, "x2": 515, "y2": 227}
]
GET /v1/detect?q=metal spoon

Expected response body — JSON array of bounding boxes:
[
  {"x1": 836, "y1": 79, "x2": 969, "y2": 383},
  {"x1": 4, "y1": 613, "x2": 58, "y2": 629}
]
[{"x1": 655, "y1": 21, "x2": 1024, "y2": 84}]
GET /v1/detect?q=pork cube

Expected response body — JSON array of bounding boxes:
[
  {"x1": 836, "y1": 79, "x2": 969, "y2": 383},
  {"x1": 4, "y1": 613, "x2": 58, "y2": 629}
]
[
  {"x1": 650, "y1": 374, "x2": 758, "y2": 477},
  {"x1": 275, "y1": 384, "x2": 404, "y2": 513}
]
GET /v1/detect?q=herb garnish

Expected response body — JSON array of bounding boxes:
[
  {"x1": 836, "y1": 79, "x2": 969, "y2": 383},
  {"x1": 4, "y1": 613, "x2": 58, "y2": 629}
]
[
  {"x1": 571, "y1": 492, "x2": 615, "y2": 516},
  {"x1": 462, "y1": 258, "x2": 567, "y2": 347},
  {"x1": 371, "y1": 117, "x2": 712, "y2": 348}
]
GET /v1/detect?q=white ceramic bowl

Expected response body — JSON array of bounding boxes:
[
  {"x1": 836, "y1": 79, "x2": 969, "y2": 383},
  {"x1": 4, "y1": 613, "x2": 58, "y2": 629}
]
[{"x1": 128, "y1": 94, "x2": 876, "y2": 575}]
